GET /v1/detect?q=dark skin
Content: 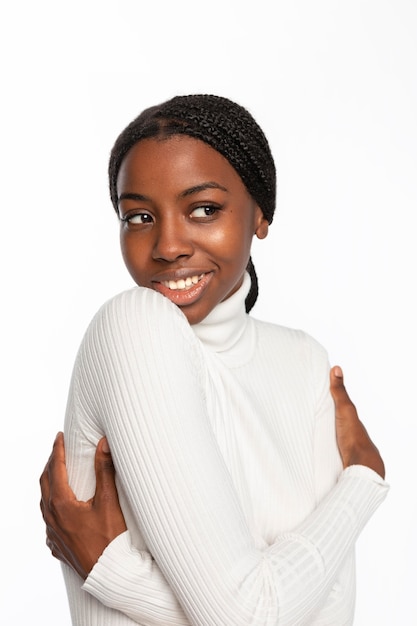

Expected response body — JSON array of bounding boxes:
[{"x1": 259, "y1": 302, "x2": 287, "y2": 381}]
[
  {"x1": 40, "y1": 365, "x2": 385, "y2": 581},
  {"x1": 40, "y1": 437, "x2": 127, "y2": 580}
]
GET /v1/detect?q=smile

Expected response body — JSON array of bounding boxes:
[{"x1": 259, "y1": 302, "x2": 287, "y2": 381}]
[
  {"x1": 152, "y1": 272, "x2": 213, "y2": 307},
  {"x1": 161, "y1": 274, "x2": 204, "y2": 291}
]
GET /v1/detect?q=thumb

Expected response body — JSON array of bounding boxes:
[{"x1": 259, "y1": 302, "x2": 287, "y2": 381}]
[
  {"x1": 94, "y1": 437, "x2": 118, "y2": 503},
  {"x1": 330, "y1": 365, "x2": 353, "y2": 408}
]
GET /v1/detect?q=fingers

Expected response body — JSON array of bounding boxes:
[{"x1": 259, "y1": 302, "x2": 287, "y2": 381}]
[
  {"x1": 331, "y1": 364, "x2": 343, "y2": 381},
  {"x1": 48, "y1": 432, "x2": 72, "y2": 496},
  {"x1": 40, "y1": 432, "x2": 64, "y2": 516},
  {"x1": 329, "y1": 366, "x2": 355, "y2": 409},
  {"x1": 330, "y1": 365, "x2": 345, "y2": 392},
  {"x1": 94, "y1": 437, "x2": 119, "y2": 504},
  {"x1": 39, "y1": 432, "x2": 76, "y2": 524},
  {"x1": 45, "y1": 432, "x2": 68, "y2": 483},
  {"x1": 40, "y1": 433, "x2": 63, "y2": 483},
  {"x1": 330, "y1": 365, "x2": 386, "y2": 478},
  {"x1": 330, "y1": 366, "x2": 360, "y2": 432}
]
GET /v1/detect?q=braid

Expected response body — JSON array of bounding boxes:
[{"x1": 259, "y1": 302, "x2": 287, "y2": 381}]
[
  {"x1": 109, "y1": 95, "x2": 276, "y2": 311},
  {"x1": 245, "y1": 257, "x2": 259, "y2": 313}
]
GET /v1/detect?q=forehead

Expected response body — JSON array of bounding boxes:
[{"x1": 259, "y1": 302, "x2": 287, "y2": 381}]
[{"x1": 116, "y1": 135, "x2": 246, "y2": 194}]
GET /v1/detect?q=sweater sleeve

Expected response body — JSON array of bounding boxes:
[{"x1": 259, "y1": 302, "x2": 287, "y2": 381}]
[
  {"x1": 64, "y1": 287, "x2": 388, "y2": 626},
  {"x1": 81, "y1": 532, "x2": 189, "y2": 625}
]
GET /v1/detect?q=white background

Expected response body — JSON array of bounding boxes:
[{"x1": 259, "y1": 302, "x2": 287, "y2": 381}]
[{"x1": 1, "y1": 1, "x2": 416, "y2": 624}]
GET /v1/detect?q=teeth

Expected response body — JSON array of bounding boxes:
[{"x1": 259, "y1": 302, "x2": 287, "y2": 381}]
[{"x1": 163, "y1": 274, "x2": 204, "y2": 290}]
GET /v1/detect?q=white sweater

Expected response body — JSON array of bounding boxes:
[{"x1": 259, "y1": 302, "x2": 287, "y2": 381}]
[{"x1": 62, "y1": 274, "x2": 388, "y2": 625}]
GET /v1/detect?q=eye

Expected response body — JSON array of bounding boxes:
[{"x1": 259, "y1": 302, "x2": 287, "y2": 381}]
[
  {"x1": 122, "y1": 212, "x2": 154, "y2": 225},
  {"x1": 190, "y1": 205, "x2": 220, "y2": 219}
]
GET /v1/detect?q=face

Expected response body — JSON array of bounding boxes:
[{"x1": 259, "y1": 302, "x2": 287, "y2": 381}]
[{"x1": 117, "y1": 135, "x2": 268, "y2": 325}]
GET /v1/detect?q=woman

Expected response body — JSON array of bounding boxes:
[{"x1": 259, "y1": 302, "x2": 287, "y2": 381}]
[{"x1": 40, "y1": 94, "x2": 388, "y2": 625}]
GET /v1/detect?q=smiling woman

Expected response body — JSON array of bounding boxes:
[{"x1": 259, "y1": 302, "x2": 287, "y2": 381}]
[
  {"x1": 40, "y1": 94, "x2": 388, "y2": 626},
  {"x1": 117, "y1": 136, "x2": 268, "y2": 324}
]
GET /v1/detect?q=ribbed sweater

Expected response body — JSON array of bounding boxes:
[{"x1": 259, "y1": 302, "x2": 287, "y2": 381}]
[{"x1": 62, "y1": 274, "x2": 388, "y2": 625}]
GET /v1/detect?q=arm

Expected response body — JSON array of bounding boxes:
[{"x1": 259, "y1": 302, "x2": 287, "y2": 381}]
[
  {"x1": 41, "y1": 365, "x2": 382, "y2": 626},
  {"x1": 41, "y1": 435, "x2": 127, "y2": 580},
  {"x1": 58, "y1": 287, "x2": 389, "y2": 625},
  {"x1": 41, "y1": 435, "x2": 190, "y2": 625}
]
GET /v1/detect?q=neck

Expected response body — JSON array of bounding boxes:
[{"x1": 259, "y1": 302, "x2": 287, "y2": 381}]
[{"x1": 191, "y1": 273, "x2": 256, "y2": 366}]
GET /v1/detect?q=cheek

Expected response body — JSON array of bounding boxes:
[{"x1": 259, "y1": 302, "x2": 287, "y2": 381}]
[
  {"x1": 120, "y1": 235, "x2": 147, "y2": 276},
  {"x1": 206, "y1": 223, "x2": 252, "y2": 264},
  {"x1": 120, "y1": 234, "x2": 131, "y2": 267}
]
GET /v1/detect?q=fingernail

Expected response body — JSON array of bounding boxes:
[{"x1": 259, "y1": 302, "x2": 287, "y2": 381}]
[
  {"x1": 54, "y1": 431, "x2": 63, "y2": 444},
  {"x1": 334, "y1": 366, "x2": 343, "y2": 378},
  {"x1": 102, "y1": 437, "x2": 110, "y2": 454}
]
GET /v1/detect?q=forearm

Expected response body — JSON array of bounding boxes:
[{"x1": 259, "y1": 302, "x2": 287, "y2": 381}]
[
  {"x1": 83, "y1": 532, "x2": 189, "y2": 625},
  {"x1": 82, "y1": 470, "x2": 380, "y2": 626},
  {"x1": 68, "y1": 287, "x2": 388, "y2": 625}
]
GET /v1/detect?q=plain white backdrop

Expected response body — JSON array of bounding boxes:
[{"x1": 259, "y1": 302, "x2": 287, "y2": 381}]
[{"x1": 1, "y1": 1, "x2": 416, "y2": 624}]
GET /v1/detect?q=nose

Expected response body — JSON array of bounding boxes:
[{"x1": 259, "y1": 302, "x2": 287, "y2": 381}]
[{"x1": 152, "y1": 218, "x2": 194, "y2": 262}]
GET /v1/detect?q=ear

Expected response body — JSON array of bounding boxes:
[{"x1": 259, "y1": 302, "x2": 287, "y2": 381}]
[{"x1": 254, "y1": 206, "x2": 269, "y2": 240}]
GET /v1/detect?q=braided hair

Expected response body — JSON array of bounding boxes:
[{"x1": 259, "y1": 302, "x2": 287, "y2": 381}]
[{"x1": 109, "y1": 94, "x2": 276, "y2": 312}]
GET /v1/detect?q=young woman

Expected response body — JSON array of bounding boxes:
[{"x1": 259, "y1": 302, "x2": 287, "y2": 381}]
[{"x1": 40, "y1": 94, "x2": 388, "y2": 625}]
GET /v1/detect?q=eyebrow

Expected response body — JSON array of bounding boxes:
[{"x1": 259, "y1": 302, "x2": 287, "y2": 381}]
[
  {"x1": 118, "y1": 182, "x2": 228, "y2": 205},
  {"x1": 118, "y1": 192, "x2": 150, "y2": 204},
  {"x1": 179, "y1": 182, "x2": 228, "y2": 198}
]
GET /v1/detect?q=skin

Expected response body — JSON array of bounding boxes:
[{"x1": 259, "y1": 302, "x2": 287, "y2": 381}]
[
  {"x1": 117, "y1": 136, "x2": 268, "y2": 325},
  {"x1": 40, "y1": 134, "x2": 385, "y2": 580},
  {"x1": 40, "y1": 437, "x2": 127, "y2": 580}
]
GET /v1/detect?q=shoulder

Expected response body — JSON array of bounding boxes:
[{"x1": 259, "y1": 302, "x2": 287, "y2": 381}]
[
  {"x1": 79, "y1": 287, "x2": 196, "y2": 361},
  {"x1": 91, "y1": 286, "x2": 190, "y2": 333},
  {"x1": 97, "y1": 286, "x2": 184, "y2": 322},
  {"x1": 251, "y1": 316, "x2": 328, "y2": 364},
  {"x1": 249, "y1": 317, "x2": 331, "y2": 408}
]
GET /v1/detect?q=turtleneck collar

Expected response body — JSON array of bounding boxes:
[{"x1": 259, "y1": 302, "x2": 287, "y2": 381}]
[{"x1": 191, "y1": 272, "x2": 256, "y2": 367}]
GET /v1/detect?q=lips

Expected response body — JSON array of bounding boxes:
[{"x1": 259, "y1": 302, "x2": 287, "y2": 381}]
[{"x1": 152, "y1": 271, "x2": 213, "y2": 306}]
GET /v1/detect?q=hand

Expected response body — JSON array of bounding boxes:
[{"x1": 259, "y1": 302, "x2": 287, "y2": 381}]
[
  {"x1": 330, "y1": 366, "x2": 385, "y2": 479},
  {"x1": 39, "y1": 432, "x2": 127, "y2": 580}
]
